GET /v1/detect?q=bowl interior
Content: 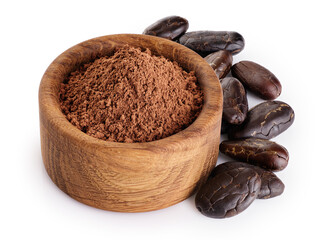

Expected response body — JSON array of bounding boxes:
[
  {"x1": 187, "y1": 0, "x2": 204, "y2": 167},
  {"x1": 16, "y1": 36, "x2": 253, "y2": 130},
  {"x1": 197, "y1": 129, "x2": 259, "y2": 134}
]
[{"x1": 39, "y1": 34, "x2": 222, "y2": 151}]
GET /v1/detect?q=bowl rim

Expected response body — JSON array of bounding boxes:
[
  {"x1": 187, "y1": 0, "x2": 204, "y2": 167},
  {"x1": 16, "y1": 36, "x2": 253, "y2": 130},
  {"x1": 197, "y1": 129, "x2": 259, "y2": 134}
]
[{"x1": 39, "y1": 33, "x2": 222, "y2": 153}]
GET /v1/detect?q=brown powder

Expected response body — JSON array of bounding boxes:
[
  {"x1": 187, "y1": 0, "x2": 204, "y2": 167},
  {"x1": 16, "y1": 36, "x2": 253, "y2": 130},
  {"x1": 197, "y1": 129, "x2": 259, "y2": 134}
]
[{"x1": 59, "y1": 45, "x2": 203, "y2": 143}]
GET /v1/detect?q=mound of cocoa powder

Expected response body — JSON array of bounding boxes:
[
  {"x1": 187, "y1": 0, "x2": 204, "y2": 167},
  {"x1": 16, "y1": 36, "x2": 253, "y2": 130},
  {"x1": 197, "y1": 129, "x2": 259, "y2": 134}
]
[{"x1": 59, "y1": 45, "x2": 203, "y2": 143}]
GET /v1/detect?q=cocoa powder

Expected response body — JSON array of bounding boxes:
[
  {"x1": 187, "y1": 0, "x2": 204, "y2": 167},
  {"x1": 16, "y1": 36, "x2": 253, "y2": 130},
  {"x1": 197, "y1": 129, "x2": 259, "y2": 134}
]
[{"x1": 59, "y1": 45, "x2": 203, "y2": 143}]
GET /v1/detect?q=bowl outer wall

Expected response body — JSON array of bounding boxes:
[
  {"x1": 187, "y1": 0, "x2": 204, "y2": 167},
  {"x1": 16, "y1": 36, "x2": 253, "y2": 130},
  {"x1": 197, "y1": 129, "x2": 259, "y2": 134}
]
[{"x1": 39, "y1": 34, "x2": 222, "y2": 212}]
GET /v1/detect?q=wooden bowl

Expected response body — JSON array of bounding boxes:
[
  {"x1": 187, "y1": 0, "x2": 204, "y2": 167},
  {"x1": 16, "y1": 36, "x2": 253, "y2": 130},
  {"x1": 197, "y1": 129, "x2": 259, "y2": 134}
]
[{"x1": 39, "y1": 34, "x2": 222, "y2": 212}]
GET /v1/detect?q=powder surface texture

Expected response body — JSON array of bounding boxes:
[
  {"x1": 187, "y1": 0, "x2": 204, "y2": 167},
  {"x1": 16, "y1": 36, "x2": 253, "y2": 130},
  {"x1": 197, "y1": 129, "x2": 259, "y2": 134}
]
[{"x1": 60, "y1": 45, "x2": 203, "y2": 143}]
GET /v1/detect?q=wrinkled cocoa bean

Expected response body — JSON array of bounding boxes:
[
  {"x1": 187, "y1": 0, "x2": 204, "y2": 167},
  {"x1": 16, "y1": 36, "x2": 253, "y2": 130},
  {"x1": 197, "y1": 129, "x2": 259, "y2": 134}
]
[
  {"x1": 231, "y1": 61, "x2": 282, "y2": 100},
  {"x1": 220, "y1": 138, "x2": 289, "y2": 171},
  {"x1": 195, "y1": 167, "x2": 261, "y2": 218},
  {"x1": 143, "y1": 16, "x2": 189, "y2": 40},
  {"x1": 179, "y1": 31, "x2": 245, "y2": 56},
  {"x1": 210, "y1": 162, "x2": 285, "y2": 199},
  {"x1": 228, "y1": 101, "x2": 295, "y2": 140},
  {"x1": 221, "y1": 77, "x2": 248, "y2": 125},
  {"x1": 204, "y1": 50, "x2": 233, "y2": 79}
]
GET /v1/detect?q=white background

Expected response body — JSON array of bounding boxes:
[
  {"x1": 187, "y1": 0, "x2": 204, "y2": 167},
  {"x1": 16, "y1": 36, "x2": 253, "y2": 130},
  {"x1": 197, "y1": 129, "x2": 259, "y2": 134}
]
[{"x1": 1, "y1": 0, "x2": 319, "y2": 239}]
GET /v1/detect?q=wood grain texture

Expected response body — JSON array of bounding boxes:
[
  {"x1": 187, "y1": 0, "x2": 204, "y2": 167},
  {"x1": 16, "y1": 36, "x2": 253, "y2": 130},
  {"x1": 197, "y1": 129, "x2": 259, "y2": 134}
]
[{"x1": 39, "y1": 34, "x2": 222, "y2": 212}]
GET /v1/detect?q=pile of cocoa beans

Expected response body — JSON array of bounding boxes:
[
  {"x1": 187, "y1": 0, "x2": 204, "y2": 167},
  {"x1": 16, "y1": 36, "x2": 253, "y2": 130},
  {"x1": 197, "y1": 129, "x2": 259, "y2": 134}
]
[{"x1": 143, "y1": 16, "x2": 295, "y2": 218}]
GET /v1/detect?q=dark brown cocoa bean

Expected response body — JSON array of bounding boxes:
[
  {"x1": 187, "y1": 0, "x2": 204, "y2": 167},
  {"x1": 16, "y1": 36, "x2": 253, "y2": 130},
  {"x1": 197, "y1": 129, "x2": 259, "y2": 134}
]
[
  {"x1": 196, "y1": 167, "x2": 261, "y2": 218},
  {"x1": 143, "y1": 16, "x2": 189, "y2": 40},
  {"x1": 228, "y1": 101, "x2": 295, "y2": 140},
  {"x1": 231, "y1": 61, "x2": 282, "y2": 100},
  {"x1": 179, "y1": 31, "x2": 245, "y2": 56},
  {"x1": 221, "y1": 77, "x2": 248, "y2": 125},
  {"x1": 204, "y1": 50, "x2": 233, "y2": 79},
  {"x1": 220, "y1": 138, "x2": 289, "y2": 171},
  {"x1": 221, "y1": 120, "x2": 230, "y2": 134},
  {"x1": 210, "y1": 162, "x2": 285, "y2": 199},
  {"x1": 258, "y1": 170, "x2": 285, "y2": 199}
]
